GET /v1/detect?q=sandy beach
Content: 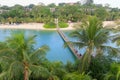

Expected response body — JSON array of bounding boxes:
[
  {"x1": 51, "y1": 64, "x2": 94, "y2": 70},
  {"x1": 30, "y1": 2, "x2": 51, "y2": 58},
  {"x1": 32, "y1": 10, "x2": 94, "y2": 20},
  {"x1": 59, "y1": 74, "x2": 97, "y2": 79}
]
[
  {"x1": 0, "y1": 23, "x2": 75, "y2": 30},
  {"x1": 0, "y1": 21, "x2": 118, "y2": 30}
]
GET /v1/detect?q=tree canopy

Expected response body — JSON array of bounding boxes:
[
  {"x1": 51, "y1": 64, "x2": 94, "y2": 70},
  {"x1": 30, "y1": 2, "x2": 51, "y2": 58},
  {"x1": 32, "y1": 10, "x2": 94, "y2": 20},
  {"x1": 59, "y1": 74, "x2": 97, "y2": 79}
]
[{"x1": 0, "y1": 2, "x2": 119, "y2": 24}]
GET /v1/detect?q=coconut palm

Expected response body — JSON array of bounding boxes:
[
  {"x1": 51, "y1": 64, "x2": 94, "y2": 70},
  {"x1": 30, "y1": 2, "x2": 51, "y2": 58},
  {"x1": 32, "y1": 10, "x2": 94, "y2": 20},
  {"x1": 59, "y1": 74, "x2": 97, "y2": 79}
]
[
  {"x1": 0, "y1": 32, "x2": 50, "y2": 80},
  {"x1": 69, "y1": 16, "x2": 119, "y2": 73}
]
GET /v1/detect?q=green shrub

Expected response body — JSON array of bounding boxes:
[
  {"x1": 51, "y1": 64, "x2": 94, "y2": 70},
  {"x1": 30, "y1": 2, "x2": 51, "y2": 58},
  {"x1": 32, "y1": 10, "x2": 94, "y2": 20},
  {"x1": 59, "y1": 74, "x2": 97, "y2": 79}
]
[
  {"x1": 44, "y1": 22, "x2": 56, "y2": 28},
  {"x1": 63, "y1": 72, "x2": 92, "y2": 80},
  {"x1": 58, "y1": 22, "x2": 68, "y2": 28},
  {"x1": 88, "y1": 55, "x2": 113, "y2": 80},
  {"x1": 104, "y1": 63, "x2": 120, "y2": 80}
]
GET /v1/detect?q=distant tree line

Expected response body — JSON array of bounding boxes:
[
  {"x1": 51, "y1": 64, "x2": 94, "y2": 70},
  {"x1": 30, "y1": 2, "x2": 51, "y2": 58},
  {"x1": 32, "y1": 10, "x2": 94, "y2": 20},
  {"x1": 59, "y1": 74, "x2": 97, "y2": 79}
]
[{"x1": 0, "y1": 2, "x2": 120, "y2": 24}]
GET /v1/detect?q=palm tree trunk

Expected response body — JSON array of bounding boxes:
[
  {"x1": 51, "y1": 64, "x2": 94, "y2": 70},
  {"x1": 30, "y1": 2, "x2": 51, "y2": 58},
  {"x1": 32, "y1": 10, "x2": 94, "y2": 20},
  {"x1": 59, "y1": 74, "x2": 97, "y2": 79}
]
[
  {"x1": 86, "y1": 47, "x2": 92, "y2": 61},
  {"x1": 79, "y1": 47, "x2": 92, "y2": 73},
  {"x1": 24, "y1": 64, "x2": 29, "y2": 80}
]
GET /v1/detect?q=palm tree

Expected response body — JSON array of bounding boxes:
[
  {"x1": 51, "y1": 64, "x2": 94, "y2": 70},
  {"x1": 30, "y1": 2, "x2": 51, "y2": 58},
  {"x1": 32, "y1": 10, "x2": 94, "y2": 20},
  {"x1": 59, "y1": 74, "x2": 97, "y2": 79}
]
[
  {"x1": 69, "y1": 16, "x2": 119, "y2": 73},
  {"x1": 0, "y1": 32, "x2": 50, "y2": 80}
]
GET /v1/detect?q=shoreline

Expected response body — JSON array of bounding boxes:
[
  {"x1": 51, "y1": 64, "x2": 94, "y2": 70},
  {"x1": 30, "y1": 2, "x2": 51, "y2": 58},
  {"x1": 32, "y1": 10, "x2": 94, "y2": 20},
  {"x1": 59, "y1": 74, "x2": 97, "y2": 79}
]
[
  {"x1": 0, "y1": 23, "x2": 75, "y2": 31},
  {"x1": 0, "y1": 21, "x2": 118, "y2": 30}
]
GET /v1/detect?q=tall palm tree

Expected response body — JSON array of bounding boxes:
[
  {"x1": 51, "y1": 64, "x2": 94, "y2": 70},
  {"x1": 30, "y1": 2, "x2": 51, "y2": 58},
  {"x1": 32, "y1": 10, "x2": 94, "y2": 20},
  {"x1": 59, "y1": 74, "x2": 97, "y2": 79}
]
[
  {"x1": 0, "y1": 32, "x2": 50, "y2": 80},
  {"x1": 69, "y1": 16, "x2": 119, "y2": 73}
]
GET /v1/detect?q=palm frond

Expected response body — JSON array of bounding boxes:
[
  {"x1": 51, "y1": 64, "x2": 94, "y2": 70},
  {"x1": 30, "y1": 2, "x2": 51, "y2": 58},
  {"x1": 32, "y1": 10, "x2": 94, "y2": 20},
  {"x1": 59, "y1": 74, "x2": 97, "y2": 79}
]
[
  {"x1": 30, "y1": 45, "x2": 49, "y2": 57},
  {"x1": 30, "y1": 65, "x2": 49, "y2": 79},
  {"x1": 29, "y1": 45, "x2": 49, "y2": 63},
  {"x1": 0, "y1": 48, "x2": 16, "y2": 57},
  {"x1": 112, "y1": 34, "x2": 120, "y2": 46},
  {"x1": 22, "y1": 50, "x2": 31, "y2": 62},
  {"x1": 70, "y1": 31, "x2": 81, "y2": 38},
  {"x1": 27, "y1": 35, "x2": 37, "y2": 45},
  {"x1": 101, "y1": 45, "x2": 120, "y2": 56},
  {"x1": 117, "y1": 71, "x2": 120, "y2": 80},
  {"x1": 48, "y1": 75, "x2": 60, "y2": 80},
  {"x1": 0, "y1": 56, "x2": 16, "y2": 70},
  {"x1": 70, "y1": 30, "x2": 88, "y2": 42},
  {"x1": 0, "y1": 71, "x2": 8, "y2": 80},
  {"x1": 104, "y1": 73, "x2": 113, "y2": 80},
  {"x1": 8, "y1": 61, "x2": 24, "y2": 79}
]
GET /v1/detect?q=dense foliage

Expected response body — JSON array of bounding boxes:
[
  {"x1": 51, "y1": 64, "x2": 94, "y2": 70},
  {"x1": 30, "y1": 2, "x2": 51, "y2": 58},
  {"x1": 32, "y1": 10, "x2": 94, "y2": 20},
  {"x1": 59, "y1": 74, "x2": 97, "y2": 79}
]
[
  {"x1": 0, "y1": 17, "x2": 120, "y2": 80},
  {"x1": 0, "y1": 1, "x2": 120, "y2": 80},
  {"x1": 43, "y1": 22, "x2": 68, "y2": 28},
  {"x1": 43, "y1": 22, "x2": 56, "y2": 28},
  {"x1": 58, "y1": 22, "x2": 68, "y2": 28},
  {"x1": 0, "y1": 2, "x2": 119, "y2": 24}
]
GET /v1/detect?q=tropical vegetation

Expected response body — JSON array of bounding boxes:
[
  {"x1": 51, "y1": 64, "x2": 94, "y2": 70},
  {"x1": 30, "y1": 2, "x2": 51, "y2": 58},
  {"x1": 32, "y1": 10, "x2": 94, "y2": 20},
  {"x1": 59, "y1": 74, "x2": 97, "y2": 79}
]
[
  {"x1": 0, "y1": 0, "x2": 120, "y2": 80},
  {"x1": 68, "y1": 16, "x2": 119, "y2": 73},
  {"x1": 43, "y1": 22, "x2": 68, "y2": 28},
  {"x1": 0, "y1": 16, "x2": 119, "y2": 80},
  {"x1": 0, "y1": 1, "x2": 119, "y2": 24}
]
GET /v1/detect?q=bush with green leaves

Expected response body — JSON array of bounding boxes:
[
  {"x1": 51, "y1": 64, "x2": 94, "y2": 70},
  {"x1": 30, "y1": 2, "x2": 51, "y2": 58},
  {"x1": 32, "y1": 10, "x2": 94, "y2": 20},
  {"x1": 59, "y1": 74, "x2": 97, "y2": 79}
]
[
  {"x1": 44, "y1": 22, "x2": 56, "y2": 28},
  {"x1": 47, "y1": 62, "x2": 67, "y2": 80},
  {"x1": 58, "y1": 22, "x2": 68, "y2": 28},
  {"x1": 104, "y1": 62, "x2": 120, "y2": 80},
  {"x1": 63, "y1": 72, "x2": 92, "y2": 80},
  {"x1": 88, "y1": 55, "x2": 113, "y2": 80},
  {"x1": 65, "y1": 61, "x2": 77, "y2": 72}
]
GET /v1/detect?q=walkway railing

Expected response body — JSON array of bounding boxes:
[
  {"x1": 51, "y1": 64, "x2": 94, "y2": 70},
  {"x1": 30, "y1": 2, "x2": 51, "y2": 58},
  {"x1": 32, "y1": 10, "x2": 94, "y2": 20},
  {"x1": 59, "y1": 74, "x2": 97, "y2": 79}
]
[{"x1": 57, "y1": 28, "x2": 81, "y2": 59}]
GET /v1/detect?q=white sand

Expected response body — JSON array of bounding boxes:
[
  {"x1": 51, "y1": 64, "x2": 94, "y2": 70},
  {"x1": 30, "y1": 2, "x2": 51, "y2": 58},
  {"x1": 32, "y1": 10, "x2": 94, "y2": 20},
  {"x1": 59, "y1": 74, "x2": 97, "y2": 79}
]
[
  {"x1": 103, "y1": 21, "x2": 117, "y2": 28},
  {"x1": 0, "y1": 23, "x2": 75, "y2": 30},
  {"x1": 0, "y1": 21, "x2": 117, "y2": 30}
]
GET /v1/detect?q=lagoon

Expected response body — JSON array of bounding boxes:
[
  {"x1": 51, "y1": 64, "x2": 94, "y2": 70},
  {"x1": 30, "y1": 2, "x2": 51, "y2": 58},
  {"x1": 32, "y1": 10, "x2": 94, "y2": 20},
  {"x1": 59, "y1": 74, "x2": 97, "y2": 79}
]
[{"x1": 0, "y1": 29, "x2": 76, "y2": 63}]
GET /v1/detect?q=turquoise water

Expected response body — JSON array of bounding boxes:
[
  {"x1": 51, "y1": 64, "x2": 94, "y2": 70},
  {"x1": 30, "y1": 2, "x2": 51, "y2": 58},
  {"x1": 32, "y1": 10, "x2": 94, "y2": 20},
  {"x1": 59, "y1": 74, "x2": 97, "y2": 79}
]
[{"x1": 0, "y1": 30, "x2": 76, "y2": 63}]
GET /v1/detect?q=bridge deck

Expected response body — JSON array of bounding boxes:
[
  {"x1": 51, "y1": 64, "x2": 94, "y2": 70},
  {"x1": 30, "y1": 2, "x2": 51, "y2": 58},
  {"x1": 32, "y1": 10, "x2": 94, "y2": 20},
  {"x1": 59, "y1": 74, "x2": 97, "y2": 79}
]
[{"x1": 57, "y1": 29, "x2": 81, "y2": 59}]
